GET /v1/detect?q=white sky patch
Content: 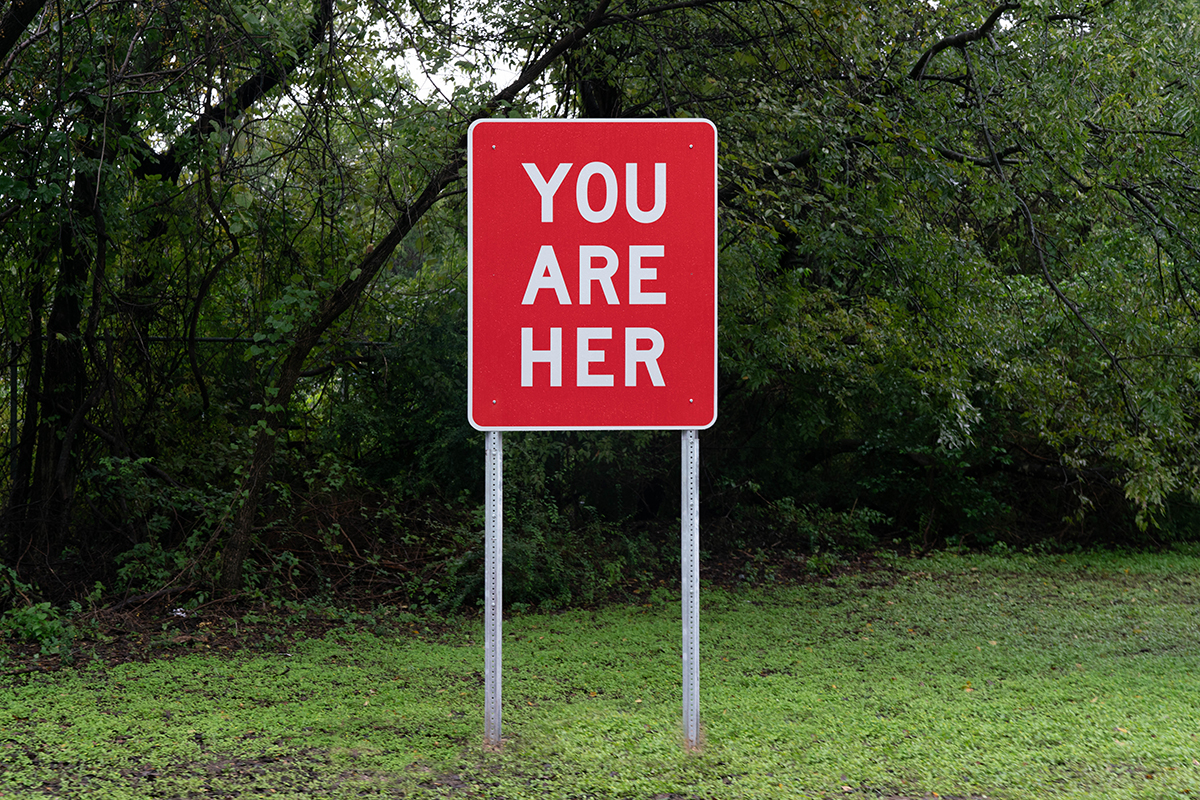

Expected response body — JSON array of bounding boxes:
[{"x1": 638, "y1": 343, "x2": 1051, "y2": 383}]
[{"x1": 402, "y1": 49, "x2": 522, "y2": 103}]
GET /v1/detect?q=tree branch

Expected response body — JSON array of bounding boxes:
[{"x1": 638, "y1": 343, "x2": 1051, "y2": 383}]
[
  {"x1": 488, "y1": 0, "x2": 613, "y2": 108},
  {"x1": 718, "y1": 149, "x2": 816, "y2": 206},
  {"x1": 0, "y1": 0, "x2": 46, "y2": 65},
  {"x1": 140, "y1": 0, "x2": 334, "y2": 183},
  {"x1": 929, "y1": 143, "x2": 1022, "y2": 168},
  {"x1": 218, "y1": 0, "x2": 622, "y2": 594},
  {"x1": 1016, "y1": 191, "x2": 1138, "y2": 414},
  {"x1": 908, "y1": 4, "x2": 1020, "y2": 81}
]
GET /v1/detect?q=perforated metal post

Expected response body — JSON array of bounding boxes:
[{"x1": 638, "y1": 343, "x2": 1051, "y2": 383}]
[
  {"x1": 484, "y1": 430, "x2": 503, "y2": 746},
  {"x1": 681, "y1": 429, "x2": 700, "y2": 747}
]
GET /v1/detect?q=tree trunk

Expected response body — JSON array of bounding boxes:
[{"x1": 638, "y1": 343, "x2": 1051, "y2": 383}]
[
  {"x1": 4, "y1": 283, "x2": 43, "y2": 570},
  {"x1": 12, "y1": 173, "x2": 96, "y2": 572}
]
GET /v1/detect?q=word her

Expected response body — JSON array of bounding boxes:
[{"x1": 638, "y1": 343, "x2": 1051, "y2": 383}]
[{"x1": 521, "y1": 327, "x2": 665, "y2": 388}]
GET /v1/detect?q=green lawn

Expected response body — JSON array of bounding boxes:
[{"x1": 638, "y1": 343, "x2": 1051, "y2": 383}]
[{"x1": 3, "y1": 549, "x2": 1200, "y2": 798}]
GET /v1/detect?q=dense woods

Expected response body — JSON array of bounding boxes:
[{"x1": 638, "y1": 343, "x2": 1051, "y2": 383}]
[{"x1": 2, "y1": 0, "x2": 1200, "y2": 612}]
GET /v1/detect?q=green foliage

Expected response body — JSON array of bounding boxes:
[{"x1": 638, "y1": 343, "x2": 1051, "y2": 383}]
[
  {"x1": 0, "y1": 602, "x2": 74, "y2": 654},
  {"x1": 81, "y1": 457, "x2": 234, "y2": 593},
  {"x1": 498, "y1": 432, "x2": 671, "y2": 604},
  {"x1": 314, "y1": 257, "x2": 474, "y2": 496},
  {"x1": 0, "y1": 563, "x2": 31, "y2": 613},
  {"x1": 8, "y1": 0, "x2": 1200, "y2": 601},
  {"x1": 416, "y1": 432, "x2": 668, "y2": 611},
  {"x1": 721, "y1": 491, "x2": 889, "y2": 557},
  {"x1": 0, "y1": 565, "x2": 76, "y2": 653}
]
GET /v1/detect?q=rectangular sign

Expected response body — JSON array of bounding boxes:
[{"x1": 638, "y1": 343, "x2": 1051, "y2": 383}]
[{"x1": 468, "y1": 118, "x2": 717, "y2": 430}]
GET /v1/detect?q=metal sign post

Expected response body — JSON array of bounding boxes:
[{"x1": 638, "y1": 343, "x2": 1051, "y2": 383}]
[
  {"x1": 681, "y1": 429, "x2": 700, "y2": 747},
  {"x1": 484, "y1": 430, "x2": 503, "y2": 746}
]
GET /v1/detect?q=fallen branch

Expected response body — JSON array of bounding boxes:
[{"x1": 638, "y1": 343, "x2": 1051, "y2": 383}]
[{"x1": 108, "y1": 585, "x2": 193, "y2": 613}]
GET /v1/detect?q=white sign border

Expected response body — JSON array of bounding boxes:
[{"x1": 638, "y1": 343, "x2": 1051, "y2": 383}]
[{"x1": 466, "y1": 117, "x2": 718, "y2": 432}]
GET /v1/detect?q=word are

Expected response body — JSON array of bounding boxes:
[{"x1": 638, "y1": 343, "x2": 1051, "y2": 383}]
[
  {"x1": 523, "y1": 245, "x2": 665, "y2": 306},
  {"x1": 522, "y1": 327, "x2": 665, "y2": 388}
]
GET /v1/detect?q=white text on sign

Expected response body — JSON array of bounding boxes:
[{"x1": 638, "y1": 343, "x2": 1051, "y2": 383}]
[
  {"x1": 521, "y1": 327, "x2": 666, "y2": 388},
  {"x1": 522, "y1": 245, "x2": 665, "y2": 306},
  {"x1": 522, "y1": 162, "x2": 667, "y2": 223},
  {"x1": 519, "y1": 162, "x2": 671, "y2": 389}
]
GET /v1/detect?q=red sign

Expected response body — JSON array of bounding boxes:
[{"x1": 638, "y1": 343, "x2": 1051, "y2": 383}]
[{"x1": 468, "y1": 119, "x2": 717, "y2": 430}]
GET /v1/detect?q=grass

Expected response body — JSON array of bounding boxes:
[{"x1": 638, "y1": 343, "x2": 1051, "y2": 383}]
[{"x1": 2, "y1": 548, "x2": 1200, "y2": 798}]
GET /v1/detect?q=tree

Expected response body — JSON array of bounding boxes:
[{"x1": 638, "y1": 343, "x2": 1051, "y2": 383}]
[
  {"x1": 5, "y1": 0, "x2": 1200, "y2": 602},
  {"x1": 0, "y1": 0, "x2": 340, "y2": 578}
]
